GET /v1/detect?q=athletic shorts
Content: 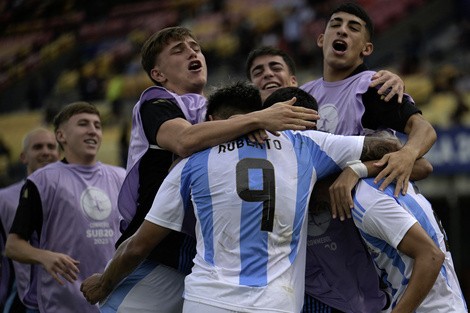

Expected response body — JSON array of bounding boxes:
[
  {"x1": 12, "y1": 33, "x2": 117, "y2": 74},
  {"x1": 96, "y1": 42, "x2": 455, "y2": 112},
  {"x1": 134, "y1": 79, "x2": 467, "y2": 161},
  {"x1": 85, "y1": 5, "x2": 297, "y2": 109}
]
[
  {"x1": 183, "y1": 299, "x2": 241, "y2": 313},
  {"x1": 99, "y1": 259, "x2": 185, "y2": 313}
]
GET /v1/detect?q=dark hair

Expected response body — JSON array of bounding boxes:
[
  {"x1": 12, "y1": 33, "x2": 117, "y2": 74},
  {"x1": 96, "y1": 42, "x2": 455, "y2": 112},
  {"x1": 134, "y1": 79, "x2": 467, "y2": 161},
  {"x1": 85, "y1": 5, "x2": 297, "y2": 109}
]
[
  {"x1": 53, "y1": 101, "x2": 100, "y2": 133},
  {"x1": 263, "y1": 87, "x2": 318, "y2": 111},
  {"x1": 141, "y1": 26, "x2": 198, "y2": 85},
  {"x1": 206, "y1": 81, "x2": 263, "y2": 120},
  {"x1": 330, "y1": 2, "x2": 374, "y2": 41},
  {"x1": 245, "y1": 46, "x2": 296, "y2": 80}
]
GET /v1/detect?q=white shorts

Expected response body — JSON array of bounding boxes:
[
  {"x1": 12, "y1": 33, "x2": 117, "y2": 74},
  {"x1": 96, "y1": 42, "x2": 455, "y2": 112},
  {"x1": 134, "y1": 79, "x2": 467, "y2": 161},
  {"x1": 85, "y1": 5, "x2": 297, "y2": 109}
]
[
  {"x1": 183, "y1": 299, "x2": 240, "y2": 313},
  {"x1": 100, "y1": 260, "x2": 185, "y2": 313}
]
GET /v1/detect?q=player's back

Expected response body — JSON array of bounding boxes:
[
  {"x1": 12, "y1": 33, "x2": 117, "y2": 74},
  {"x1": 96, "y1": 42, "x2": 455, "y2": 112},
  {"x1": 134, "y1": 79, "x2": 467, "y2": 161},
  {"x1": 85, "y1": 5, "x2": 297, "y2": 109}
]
[{"x1": 181, "y1": 130, "x2": 362, "y2": 312}]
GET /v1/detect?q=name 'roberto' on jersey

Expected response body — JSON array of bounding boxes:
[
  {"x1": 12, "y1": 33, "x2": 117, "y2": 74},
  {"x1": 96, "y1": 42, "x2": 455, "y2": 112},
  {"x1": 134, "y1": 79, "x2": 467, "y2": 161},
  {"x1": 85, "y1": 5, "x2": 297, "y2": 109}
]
[{"x1": 218, "y1": 137, "x2": 282, "y2": 153}]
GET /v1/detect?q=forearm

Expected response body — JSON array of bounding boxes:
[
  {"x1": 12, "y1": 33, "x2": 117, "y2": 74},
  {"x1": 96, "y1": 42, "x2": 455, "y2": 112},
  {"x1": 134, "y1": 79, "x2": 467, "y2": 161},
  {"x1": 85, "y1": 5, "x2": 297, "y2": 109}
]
[
  {"x1": 99, "y1": 236, "x2": 148, "y2": 292},
  {"x1": 403, "y1": 114, "x2": 437, "y2": 159},
  {"x1": 5, "y1": 234, "x2": 44, "y2": 264},
  {"x1": 175, "y1": 114, "x2": 264, "y2": 157},
  {"x1": 392, "y1": 254, "x2": 443, "y2": 313}
]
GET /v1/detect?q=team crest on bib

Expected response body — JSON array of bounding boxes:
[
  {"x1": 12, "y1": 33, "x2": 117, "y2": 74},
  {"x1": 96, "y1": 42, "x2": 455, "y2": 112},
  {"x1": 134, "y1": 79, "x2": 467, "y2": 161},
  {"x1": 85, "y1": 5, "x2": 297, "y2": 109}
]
[
  {"x1": 307, "y1": 209, "x2": 331, "y2": 237},
  {"x1": 80, "y1": 186, "x2": 112, "y2": 220},
  {"x1": 317, "y1": 104, "x2": 338, "y2": 133}
]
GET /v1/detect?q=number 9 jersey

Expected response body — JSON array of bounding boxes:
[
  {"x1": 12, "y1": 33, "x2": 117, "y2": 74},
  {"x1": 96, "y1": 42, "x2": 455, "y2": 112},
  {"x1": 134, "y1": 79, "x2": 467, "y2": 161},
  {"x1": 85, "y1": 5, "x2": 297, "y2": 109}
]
[{"x1": 145, "y1": 130, "x2": 364, "y2": 313}]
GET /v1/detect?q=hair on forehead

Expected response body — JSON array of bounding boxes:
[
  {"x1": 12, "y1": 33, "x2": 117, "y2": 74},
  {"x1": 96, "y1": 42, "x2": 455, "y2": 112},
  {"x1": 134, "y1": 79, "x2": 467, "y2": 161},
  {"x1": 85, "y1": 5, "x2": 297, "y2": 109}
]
[
  {"x1": 245, "y1": 46, "x2": 296, "y2": 80},
  {"x1": 53, "y1": 101, "x2": 100, "y2": 132},
  {"x1": 206, "y1": 81, "x2": 263, "y2": 120},
  {"x1": 141, "y1": 26, "x2": 198, "y2": 84},
  {"x1": 22, "y1": 127, "x2": 55, "y2": 150},
  {"x1": 329, "y1": 2, "x2": 374, "y2": 40}
]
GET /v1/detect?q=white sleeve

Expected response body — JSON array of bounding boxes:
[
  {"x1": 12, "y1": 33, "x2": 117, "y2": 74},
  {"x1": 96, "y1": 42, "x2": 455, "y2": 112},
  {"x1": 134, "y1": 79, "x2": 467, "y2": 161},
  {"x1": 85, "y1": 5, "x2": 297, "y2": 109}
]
[
  {"x1": 145, "y1": 159, "x2": 188, "y2": 232},
  {"x1": 294, "y1": 131, "x2": 364, "y2": 179},
  {"x1": 353, "y1": 181, "x2": 417, "y2": 249}
]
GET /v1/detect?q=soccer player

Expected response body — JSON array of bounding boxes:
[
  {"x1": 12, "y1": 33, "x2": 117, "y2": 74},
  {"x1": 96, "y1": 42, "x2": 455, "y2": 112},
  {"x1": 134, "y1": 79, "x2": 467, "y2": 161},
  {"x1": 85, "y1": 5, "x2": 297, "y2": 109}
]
[
  {"x1": 5, "y1": 102, "x2": 126, "y2": 313},
  {"x1": 352, "y1": 132, "x2": 467, "y2": 313},
  {"x1": 0, "y1": 128, "x2": 59, "y2": 313}
]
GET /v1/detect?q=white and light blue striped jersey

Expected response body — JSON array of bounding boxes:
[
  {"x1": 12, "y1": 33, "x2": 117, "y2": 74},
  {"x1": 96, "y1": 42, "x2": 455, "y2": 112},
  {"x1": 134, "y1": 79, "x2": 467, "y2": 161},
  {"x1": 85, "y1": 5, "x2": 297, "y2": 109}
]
[
  {"x1": 146, "y1": 130, "x2": 364, "y2": 312},
  {"x1": 352, "y1": 179, "x2": 467, "y2": 312}
]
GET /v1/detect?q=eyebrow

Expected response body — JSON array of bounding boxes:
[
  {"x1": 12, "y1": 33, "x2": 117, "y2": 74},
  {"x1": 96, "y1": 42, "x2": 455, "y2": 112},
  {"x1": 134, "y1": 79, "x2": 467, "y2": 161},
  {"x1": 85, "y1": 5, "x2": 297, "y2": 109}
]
[
  {"x1": 251, "y1": 61, "x2": 284, "y2": 73},
  {"x1": 330, "y1": 17, "x2": 363, "y2": 28},
  {"x1": 169, "y1": 42, "x2": 185, "y2": 52}
]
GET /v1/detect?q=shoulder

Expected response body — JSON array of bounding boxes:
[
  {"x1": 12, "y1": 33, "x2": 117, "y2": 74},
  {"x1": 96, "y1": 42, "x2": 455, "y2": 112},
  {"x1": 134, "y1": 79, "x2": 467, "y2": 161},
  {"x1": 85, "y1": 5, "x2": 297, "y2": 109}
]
[
  {"x1": 0, "y1": 180, "x2": 24, "y2": 195},
  {"x1": 300, "y1": 78, "x2": 321, "y2": 92},
  {"x1": 141, "y1": 98, "x2": 177, "y2": 111},
  {"x1": 100, "y1": 163, "x2": 126, "y2": 178}
]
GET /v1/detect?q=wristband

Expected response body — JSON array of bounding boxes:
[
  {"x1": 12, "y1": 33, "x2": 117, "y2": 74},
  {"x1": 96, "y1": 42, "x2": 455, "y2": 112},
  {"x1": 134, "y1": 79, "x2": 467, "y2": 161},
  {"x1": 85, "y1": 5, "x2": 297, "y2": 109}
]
[{"x1": 346, "y1": 160, "x2": 368, "y2": 178}]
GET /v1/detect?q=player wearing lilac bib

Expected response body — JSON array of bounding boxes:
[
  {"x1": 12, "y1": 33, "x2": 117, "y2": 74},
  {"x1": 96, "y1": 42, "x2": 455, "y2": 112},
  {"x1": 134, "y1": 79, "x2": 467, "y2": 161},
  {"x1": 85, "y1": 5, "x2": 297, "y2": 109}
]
[
  {"x1": 297, "y1": 3, "x2": 436, "y2": 312},
  {"x1": 6, "y1": 103, "x2": 125, "y2": 313},
  {"x1": 0, "y1": 128, "x2": 59, "y2": 313}
]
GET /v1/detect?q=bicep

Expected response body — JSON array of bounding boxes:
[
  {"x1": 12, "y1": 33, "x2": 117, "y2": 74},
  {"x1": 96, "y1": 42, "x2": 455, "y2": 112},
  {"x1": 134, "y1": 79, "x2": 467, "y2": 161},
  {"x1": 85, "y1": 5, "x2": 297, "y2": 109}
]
[
  {"x1": 156, "y1": 118, "x2": 192, "y2": 153},
  {"x1": 131, "y1": 220, "x2": 171, "y2": 256},
  {"x1": 397, "y1": 223, "x2": 439, "y2": 259},
  {"x1": 9, "y1": 181, "x2": 42, "y2": 239}
]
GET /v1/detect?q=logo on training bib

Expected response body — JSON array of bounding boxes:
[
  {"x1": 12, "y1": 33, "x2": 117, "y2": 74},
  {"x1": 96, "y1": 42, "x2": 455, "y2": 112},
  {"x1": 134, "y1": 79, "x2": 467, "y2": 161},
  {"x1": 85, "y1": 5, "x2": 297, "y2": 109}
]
[
  {"x1": 81, "y1": 186, "x2": 112, "y2": 221},
  {"x1": 317, "y1": 104, "x2": 338, "y2": 133}
]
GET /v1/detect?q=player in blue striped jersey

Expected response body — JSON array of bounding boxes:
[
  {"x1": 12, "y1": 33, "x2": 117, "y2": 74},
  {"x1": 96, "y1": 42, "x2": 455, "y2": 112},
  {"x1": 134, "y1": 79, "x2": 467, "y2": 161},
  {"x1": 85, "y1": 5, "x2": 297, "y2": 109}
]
[{"x1": 351, "y1": 131, "x2": 467, "y2": 313}]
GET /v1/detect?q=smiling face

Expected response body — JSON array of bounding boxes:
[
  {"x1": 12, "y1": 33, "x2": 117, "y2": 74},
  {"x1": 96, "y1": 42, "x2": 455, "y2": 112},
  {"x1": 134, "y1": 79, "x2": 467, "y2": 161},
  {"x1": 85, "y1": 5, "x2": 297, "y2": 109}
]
[
  {"x1": 56, "y1": 113, "x2": 102, "y2": 165},
  {"x1": 249, "y1": 55, "x2": 297, "y2": 102},
  {"x1": 151, "y1": 36, "x2": 207, "y2": 95},
  {"x1": 318, "y1": 11, "x2": 373, "y2": 81},
  {"x1": 21, "y1": 129, "x2": 59, "y2": 174}
]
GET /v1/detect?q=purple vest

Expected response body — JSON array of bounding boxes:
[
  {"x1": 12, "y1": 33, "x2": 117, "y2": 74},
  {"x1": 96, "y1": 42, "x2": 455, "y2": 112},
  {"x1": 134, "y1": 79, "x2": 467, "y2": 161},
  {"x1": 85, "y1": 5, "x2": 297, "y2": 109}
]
[
  {"x1": 0, "y1": 180, "x2": 39, "y2": 309},
  {"x1": 301, "y1": 71, "x2": 374, "y2": 136},
  {"x1": 301, "y1": 72, "x2": 387, "y2": 312},
  {"x1": 117, "y1": 86, "x2": 206, "y2": 230},
  {"x1": 28, "y1": 161, "x2": 125, "y2": 313}
]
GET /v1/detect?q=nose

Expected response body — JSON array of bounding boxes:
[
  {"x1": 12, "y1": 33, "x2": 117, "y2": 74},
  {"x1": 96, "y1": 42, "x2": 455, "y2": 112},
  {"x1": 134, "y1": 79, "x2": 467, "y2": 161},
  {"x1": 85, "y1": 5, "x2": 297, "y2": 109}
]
[
  {"x1": 337, "y1": 24, "x2": 347, "y2": 36},
  {"x1": 263, "y1": 68, "x2": 274, "y2": 78},
  {"x1": 87, "y1": 124, "x2": 100, "y2": 135}
]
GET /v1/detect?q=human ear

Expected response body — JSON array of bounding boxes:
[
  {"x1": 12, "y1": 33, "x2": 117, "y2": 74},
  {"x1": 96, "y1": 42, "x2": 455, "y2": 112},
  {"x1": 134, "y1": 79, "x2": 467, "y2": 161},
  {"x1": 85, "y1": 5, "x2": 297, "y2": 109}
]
[
  {"x1": 317, "y1": 34, "x2": 324, "y2": 48},
  {"x1": 361, "y1": 42, "x2": 373, "y2": 57},
  {"x1": 151, "y1": 67, "x2": 166, "y2": 84}
]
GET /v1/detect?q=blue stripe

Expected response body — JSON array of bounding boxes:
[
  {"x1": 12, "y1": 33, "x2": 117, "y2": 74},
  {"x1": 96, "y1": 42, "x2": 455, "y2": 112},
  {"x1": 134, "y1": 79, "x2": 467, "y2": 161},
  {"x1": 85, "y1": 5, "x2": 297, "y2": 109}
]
[
  {"x1": 100, "y1": 260, "x2": 157, "y2": 312},
  {"x1": 284, "y1": 131, "x2": 314, "y2": 263},
  {"x1": 365, "y1": 179, "x2": 450, "y2": 282},
  {"x1": 186, "y1": 149, "x2": 215, "y2": 265},
  {"x1": 238, "y1": 144, "x2": 268, "y2": 286},
  {"x1": 287, "y1": 131, "x2": 342, "y2": 180}
]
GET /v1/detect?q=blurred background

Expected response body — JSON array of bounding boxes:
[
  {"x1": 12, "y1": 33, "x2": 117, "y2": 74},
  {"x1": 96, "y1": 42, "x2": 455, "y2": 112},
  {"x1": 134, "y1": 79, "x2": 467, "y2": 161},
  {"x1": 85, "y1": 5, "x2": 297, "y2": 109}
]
[{"x1": 0, "y1": 0, "x2": 469, "y2": 304}]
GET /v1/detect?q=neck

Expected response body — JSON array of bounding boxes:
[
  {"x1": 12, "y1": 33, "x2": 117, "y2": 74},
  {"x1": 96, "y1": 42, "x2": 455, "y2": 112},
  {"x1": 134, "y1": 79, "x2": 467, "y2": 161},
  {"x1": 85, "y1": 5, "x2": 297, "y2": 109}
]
[
  {"x1": 64, "y1": 154, "x2": 97, "y2": 166},
  {"x1": 164, "y1": 84, "x2": 204, "y2": 96},
  {"x1": 322, "y1": 60, "x2": 364, "y2": 82}
]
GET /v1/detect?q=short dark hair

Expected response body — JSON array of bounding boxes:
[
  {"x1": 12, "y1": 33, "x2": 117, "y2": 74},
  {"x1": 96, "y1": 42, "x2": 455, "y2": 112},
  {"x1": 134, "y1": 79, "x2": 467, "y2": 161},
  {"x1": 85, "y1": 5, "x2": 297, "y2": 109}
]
[
  {"x1": 53, "y1": 102, "x2": 100, "y2": 133},
  {"x1": 141, "y1": 26, "x2": 198, "y2": 85},
  {"x1": 206, "y1": 81, "x2": 263, "y2": 120},
  {"x1": 330, "y1": 2, "x2": 374, "y2": 41},
  {"x1": 245, "y1": 46, "x2": 296, "y2": 81},
  {"x1": 263, "y1": 87, "x2": 318, "y2": 111}
]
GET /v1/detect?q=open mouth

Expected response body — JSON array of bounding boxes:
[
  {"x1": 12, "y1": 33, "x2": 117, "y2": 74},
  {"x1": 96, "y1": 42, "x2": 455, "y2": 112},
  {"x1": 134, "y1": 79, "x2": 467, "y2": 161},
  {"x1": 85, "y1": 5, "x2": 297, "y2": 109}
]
[
  {"x1": 85, "y1": 139, "x2": 97, "y2": 145},
  {"x1": 188, "y1": 61, "x2": 202, "y2": 71},
  {"x1": 263, "y1": 82, "x2": 280, "y2": 90},
  {"x1": 332, "y1": 40, "x2": 347, "y2": 52}
]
